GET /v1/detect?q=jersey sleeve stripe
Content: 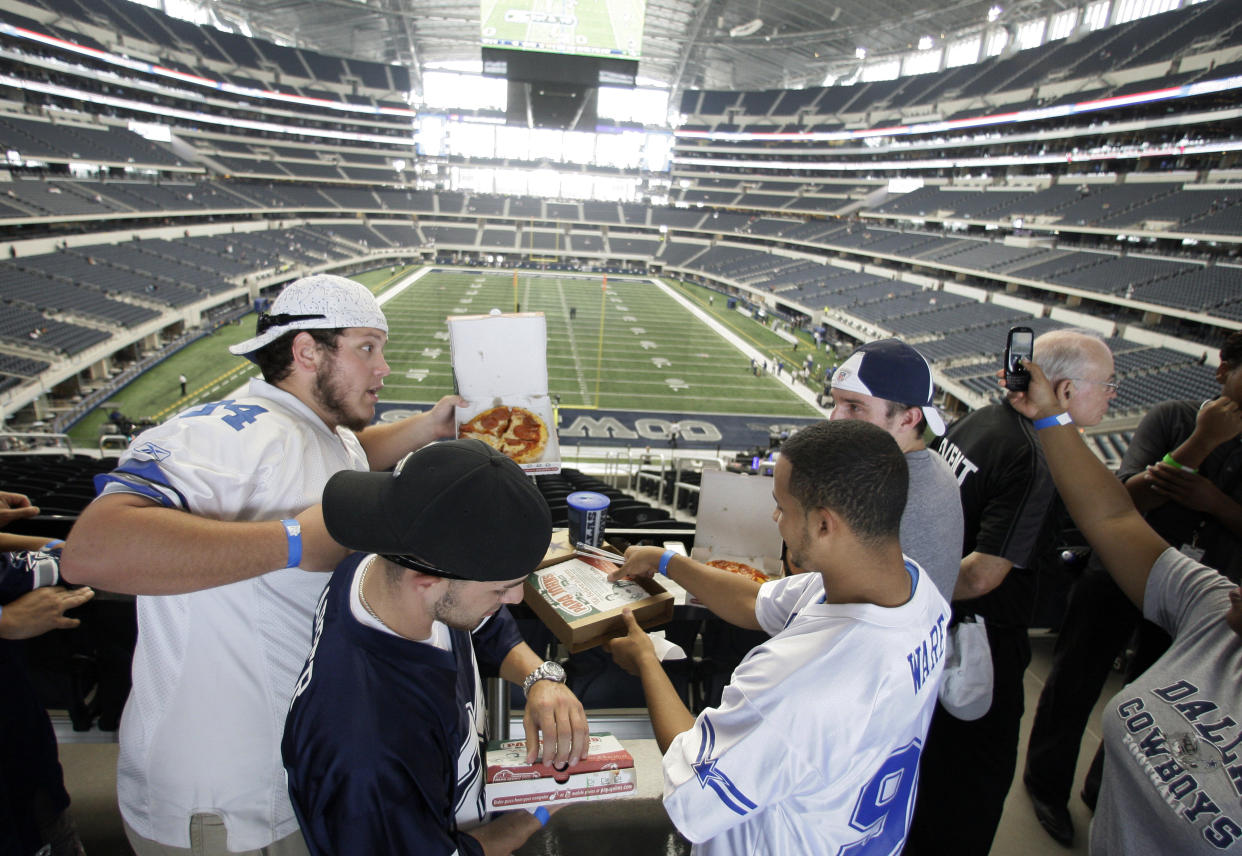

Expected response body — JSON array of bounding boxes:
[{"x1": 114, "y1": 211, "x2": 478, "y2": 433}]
[{"x1": 95, "y1": 462, "x2": 189, "y2": 511}]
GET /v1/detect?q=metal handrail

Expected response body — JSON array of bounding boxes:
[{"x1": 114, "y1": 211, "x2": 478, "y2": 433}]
[{"x1": 0, "y1": 431, "x2": 75, "y2": 456}]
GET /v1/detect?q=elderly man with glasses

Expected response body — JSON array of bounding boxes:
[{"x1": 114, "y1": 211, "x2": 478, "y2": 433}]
[{"x1": 905, "y1": 327, "x2": 1117, "y2": 856}]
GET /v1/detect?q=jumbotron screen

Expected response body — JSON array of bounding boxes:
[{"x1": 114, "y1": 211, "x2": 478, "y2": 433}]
[{"x1": 481, "y1": 0, "x2": 646, "y2": 60}]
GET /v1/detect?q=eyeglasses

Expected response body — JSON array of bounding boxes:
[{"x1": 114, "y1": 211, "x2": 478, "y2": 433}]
[{"x1": 1070, "y1": 377, "x2": 1120, "y2": 393}]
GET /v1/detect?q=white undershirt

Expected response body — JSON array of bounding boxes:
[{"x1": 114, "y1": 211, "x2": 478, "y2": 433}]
[{"x1": 348, "y1": 558, "x2": 451, "y2": 651}]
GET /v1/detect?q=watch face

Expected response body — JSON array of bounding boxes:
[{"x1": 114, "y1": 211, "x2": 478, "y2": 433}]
[{"x1": 544, "y1": 661, "x2": 566, "y2": 681}]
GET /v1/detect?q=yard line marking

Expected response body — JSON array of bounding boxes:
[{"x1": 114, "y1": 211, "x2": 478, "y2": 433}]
[
  {"x1": 555, "y1": 278, "x2": 590, "y2": 399},
  {"x1": 150, "y1": 362, "x2": 255, "y2": 421}
]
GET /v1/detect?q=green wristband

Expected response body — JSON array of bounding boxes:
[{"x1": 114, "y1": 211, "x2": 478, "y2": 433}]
[{"x1": 1161, "y1": 453, "x2": 1196, "y2": 473}]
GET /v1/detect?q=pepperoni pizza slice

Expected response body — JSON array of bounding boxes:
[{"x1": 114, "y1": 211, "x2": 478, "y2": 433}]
[
  {"x1": 706, "y1": 558, "x2": 770, "y2": 583},
  {"x1": 459, "y1": 405, "x2": 549, "y2": 464}
]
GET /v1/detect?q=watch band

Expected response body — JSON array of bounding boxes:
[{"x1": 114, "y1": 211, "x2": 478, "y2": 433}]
[{"x1": 522, "y1": 661, "x2": 565, "y2": 695}]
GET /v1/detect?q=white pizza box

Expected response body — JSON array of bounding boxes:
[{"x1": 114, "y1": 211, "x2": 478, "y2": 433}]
[
  {"x1": 689, "y1": 469, "x2": 784, "y2": 578},
  {"x1": 447, "y1": 311, "x2": 560, "y2": 474},
  {"x1": 524, "y1": 556, "x2": 674, "y2": 653},
  {"x1": 485, "y1": 732, "x2": 637, "y2": 811}
]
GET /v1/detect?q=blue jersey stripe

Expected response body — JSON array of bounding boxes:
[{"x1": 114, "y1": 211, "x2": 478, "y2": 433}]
[{"x1": 95, "y1": 460, "x2": 190, "y2": 511}]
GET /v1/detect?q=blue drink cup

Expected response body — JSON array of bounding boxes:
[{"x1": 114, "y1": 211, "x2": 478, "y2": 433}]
[{"x1": 566, "y1": 491, "x2": 610, "y2": 548}]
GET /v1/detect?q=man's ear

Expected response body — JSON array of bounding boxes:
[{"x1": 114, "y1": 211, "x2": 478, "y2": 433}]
[
  {"x1": 898, "y1": 405, "x2": 922, "y2": 435},
  {"x1": 1054, "y1": 378, "x2": 1073, "y2": 405},
  {"x1": 408, "y1": 571, "x2": 448, "y2": 602},
  {"x1": 1216, "y1": 362, "x2": 1231, "y2": 385},
  {"x1": 807, "y1": 505, "x2": 837, "y2": 541},
  {"x1": 291, "y1": 331, "x2": 324, "y2": 372}
]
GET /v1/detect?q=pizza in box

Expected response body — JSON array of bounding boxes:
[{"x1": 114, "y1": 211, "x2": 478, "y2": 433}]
[
  {"x1": 459, "y1": 405, "x2": 548, "y2": 464},
  {"x1": 706, "y1": 558, "x2": 770, "y2": 583}
]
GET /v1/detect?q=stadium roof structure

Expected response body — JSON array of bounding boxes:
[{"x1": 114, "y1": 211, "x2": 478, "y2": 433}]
[{"x1": 202, "y1": 0, "x2": 1069, "y2": 100}]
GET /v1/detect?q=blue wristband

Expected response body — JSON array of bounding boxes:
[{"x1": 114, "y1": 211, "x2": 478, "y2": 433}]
[
  {"x1": 41, "y1": 539, "x2": 64, "y2": 552},
  {"x1": 658, "y1": 548, "x2": 676, "y2": 576},
  {"x1": 528, "y1": 805, "x2": 550, "y2": 826},
  {"x1": 281, "y1": 519, "x2": 302, "y2": 568},
  {"x1": 1033, "y1": 412, "x2": 1074, "y2": 431}
]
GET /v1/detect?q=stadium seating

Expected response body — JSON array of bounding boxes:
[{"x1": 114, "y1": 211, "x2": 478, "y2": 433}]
[{"x1": 0, "y1": 0, "x2": 1237, "y2": 444}]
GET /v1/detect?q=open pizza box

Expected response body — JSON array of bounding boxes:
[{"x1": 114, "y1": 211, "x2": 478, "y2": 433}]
[
  {"x1": 538, "y1": 528, "x2": 577, "y2": 569},
  {"x1": 524, "y1": 555, "x2": 674, "y2": 653},
  {"x1": 447, "y1": 311, "x2": 561, "y2": 475},
  {"x1": 689, "y1": 470, "x2": 785, "y2": 589},
  {"x1": 485, "y1": 732, "x2": 637, "y2": 811}
]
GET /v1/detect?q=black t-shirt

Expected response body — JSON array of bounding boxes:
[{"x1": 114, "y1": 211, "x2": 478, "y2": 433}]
[
  {"x1": 1118, "y1": 399, "x2": 1242, "y2": 582},
  {"x1": 932, "y1": 401, "x2": 1058, "y2": 627}
]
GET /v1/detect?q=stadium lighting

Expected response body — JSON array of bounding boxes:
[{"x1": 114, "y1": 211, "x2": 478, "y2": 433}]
[
  {"x1": 918, "y1": 36, "x2": 933, "y2": 50},
  {"x1": 855, "y1": 47, "x2": 867, "y2": 59},
  {"x1": 988, "y1": 5, "x2": 1003, "y2": 22}
]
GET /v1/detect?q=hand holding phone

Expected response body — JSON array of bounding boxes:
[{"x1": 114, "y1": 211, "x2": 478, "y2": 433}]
[{"x1": 1004, "y1": 326, "x2": 1034, "y2": 392}]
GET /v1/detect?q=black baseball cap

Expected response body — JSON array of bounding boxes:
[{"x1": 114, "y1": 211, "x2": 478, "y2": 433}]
[{"x1": 322, "y1": 439, "x2": 552, "y2": 582}]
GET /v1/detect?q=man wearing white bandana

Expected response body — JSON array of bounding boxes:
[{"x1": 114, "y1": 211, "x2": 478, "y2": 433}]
[{"x1": 62, "y1": 274, "x2": 586, "y2": 856}]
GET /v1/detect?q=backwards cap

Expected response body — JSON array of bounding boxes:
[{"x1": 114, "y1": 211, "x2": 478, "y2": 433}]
[
  {"x1": 322, "y1": 439, "x2": 552, "y2": 582},
  {"x1": 230, "y1": 274, "x2": 388, "y2": 358},
  {"x1": 831, "y1": 338, "x2": 946, "y2": 435}
]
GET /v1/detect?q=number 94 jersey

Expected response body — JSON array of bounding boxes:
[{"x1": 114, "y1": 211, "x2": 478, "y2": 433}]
[
  {"x1": 663, "y1": 564, "x2": 949, "y2": 856},
  {"x1": 94, "y1": 378, "x2": 369, "y2": 851}
]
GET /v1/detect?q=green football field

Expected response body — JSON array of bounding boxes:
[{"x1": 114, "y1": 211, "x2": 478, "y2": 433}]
[{"x1": 67, "y1": 268, "x2": 828, "y2": 449}]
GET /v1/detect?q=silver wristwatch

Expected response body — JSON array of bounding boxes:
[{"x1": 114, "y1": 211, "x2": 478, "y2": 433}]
[{"x1": 522, "y1": 660, "x2": 567, "y2": 696}]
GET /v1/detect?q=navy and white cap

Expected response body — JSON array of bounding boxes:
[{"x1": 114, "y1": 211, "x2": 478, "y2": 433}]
[
  {"x1": 229, "y1": 274, "x2": 388, "y2": 357},
  {"x1": 831, "y1": 338, "x2": 946, "y2": 435}
]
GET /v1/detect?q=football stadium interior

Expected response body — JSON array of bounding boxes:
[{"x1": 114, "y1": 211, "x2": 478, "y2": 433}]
[{"x1": 0, "y1": 0, "x2": 1239, "y2": 851}]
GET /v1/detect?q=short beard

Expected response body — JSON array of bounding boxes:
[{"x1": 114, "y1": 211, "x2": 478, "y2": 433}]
[
  {"x1": 313, "y1": 358, "x2": 369, "y2": 432},
  {"x1": 431, "y1": 581, "x2": 477, "y2": 631}
]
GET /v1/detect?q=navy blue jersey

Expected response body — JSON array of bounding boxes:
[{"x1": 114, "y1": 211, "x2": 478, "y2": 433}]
[
  {"x1": 0, "y1": 548, "x2": 61, "y2": 605},
  {"x1": 282, "y1": 554, "x2": 523, "y2": 856}
]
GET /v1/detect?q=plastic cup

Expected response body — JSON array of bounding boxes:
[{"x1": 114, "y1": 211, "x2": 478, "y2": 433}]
[{"x1": 566, "y1": 491, "x2": 610, "y2": 548}]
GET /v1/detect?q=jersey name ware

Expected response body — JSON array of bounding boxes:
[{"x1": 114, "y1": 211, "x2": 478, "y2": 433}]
[{"x1": 664, "y1": 561, "x2": 950, "y2": 855}]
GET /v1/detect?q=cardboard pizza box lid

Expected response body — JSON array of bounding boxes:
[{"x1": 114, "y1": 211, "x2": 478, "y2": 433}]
[
  {"x1": 448, "y1": 312, "x2": 548, "y2": 397},
  {"x1": 694, "y1": 470, "x2": 783, "y2": 560},
  {"x1": 485, "y1": 733, "x2": 634, "y2": 783},
  {"x1": 525, "y1": 556, "x2": 674, "y2": 652},
  {"x1": 484, "y1": 732, "x2": 638, "y2": 810},
  {"x1": 447, "y1": 311, "x2": 561, "y2": 473}
]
